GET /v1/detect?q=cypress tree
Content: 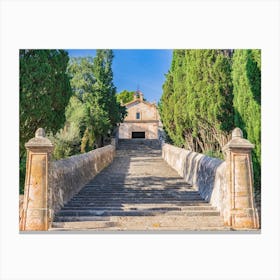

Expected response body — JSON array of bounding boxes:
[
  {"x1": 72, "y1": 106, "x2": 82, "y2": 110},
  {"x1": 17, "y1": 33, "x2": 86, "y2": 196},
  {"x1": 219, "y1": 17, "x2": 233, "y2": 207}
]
[
  {"x1": 93, "y1": 50, "x2": 125, "y2": 129},
  {"x1": 184, "y1": 50, "x2": 234, "y2": 153},
  {"x1": 232, "y1": 49, "x2": 261, "y2": 191},
  {"x1": 159, "y1": 70, "x2": 176, "y2": 143},
  {"x1": 20, "y1": 49, "x2": 72, "y2": 193},
  {"x1": 20, "y1": 50, "x2": 72, "y2": 158},
  {"x1": 160, "y1": 49, "x2": 234, "y2": 155}
]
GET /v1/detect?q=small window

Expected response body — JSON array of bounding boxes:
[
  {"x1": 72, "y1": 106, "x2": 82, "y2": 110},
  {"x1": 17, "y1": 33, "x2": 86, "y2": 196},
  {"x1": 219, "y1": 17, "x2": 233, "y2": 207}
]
[{"x1": 136, "y1": 112, "x2": 140, "y2": 120}]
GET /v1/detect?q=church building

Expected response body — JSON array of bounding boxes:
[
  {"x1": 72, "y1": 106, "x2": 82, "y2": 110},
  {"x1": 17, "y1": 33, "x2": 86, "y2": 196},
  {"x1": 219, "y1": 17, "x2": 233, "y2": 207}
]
[{"x1": 118, "y1": 90, "x2": 160, "y2": 139}]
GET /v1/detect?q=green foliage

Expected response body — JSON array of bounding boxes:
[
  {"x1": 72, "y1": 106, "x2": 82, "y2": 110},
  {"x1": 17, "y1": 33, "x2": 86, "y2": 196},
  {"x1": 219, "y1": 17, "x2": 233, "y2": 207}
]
[
  {"x1": 160, "y1": 48, "x2": 261, "y2": 191},
  {"x1": 160, "y1": 49, "x2": 234, "y2": 152},
  {"x1": 159, "y1": 69, "x2": 176, "y2": 145},
  {"x1": 48, "y1": 122, "x2": 81, "y2": 160},
  {"x1": 66, "y1": 50, "x2": 125, "y2": 151},
  {"x1": 67, "y1": 56, "x2": 107, "y2": 149},
  {"x1": 92, "y1": 50, "x2": 126, "y2": 128},
  {"x1": 116, "y1": 90, "x2": 135, "y2": 104},
  {"x1": 232, "y1": 50, "x2": 261, "y2": 191},
  {"x1": 204, "y1": 150, "x2": 224, "y2": 160},
  {"x1": 20, "y1": 50, "x2": 72, "y2": 158},
  {"x1": 65, "y1": 95, "x2": 87, "y2": 133},
  {"x1": 19, "y1": 49, "x2": 72, "y2": 193}
]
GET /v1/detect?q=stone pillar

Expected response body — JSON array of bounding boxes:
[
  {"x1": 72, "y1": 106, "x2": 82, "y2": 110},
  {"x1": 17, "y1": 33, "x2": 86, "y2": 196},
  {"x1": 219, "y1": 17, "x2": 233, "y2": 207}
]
[
  {"x1": 222, "y1": 128, "x2": 260, "y2": 229},
  {"x1": 20, "y1": 128, "x2": 54, "y2": 231}
]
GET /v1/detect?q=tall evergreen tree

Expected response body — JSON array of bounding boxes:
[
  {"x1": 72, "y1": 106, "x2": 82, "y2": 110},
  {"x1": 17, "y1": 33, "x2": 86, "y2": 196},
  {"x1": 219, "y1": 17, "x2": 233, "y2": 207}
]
[
  {"x1": 67, "y1": 56, "x2": 110, "y2": 150},
  {"x1": 20, "y1": 50, "x2": 72, "y2": 157},
  {"x1": 93, "y1": 50, "x2": 125, "y2": 129},
  {"x1": 160, "y1": 49, "x2": 234, "y2": 154},
  {"x1": 20, "y1": 49, "x2": 72, "y2": 193},
  {"x1": 232, "y1": 49, "x2": 261, "y2": 190},
  {"x1": 159, "y1": 52, "x2": 177, "y2": 144},
  {"x1": 184, "y1": 50, "x2": 234, "y2": 152},
  {"x1": 66, "y1": 50, "x2": 125, "y2": 151}
]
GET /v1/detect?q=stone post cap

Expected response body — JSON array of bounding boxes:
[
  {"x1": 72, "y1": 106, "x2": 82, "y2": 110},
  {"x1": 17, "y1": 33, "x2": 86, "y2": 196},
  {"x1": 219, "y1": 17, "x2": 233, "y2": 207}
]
[
  {"x1": 35, "y1": 127, "x2": 46, "y2": 138},
  {"x1": 25, "y1": 128, "x2": 54, "y2": 150},
  {"x1": 222, "y1": 127, "x2": 254, "y2": 151},
  {"x1": 232, "y1": 127, "x2": 243, "y2": 138}
]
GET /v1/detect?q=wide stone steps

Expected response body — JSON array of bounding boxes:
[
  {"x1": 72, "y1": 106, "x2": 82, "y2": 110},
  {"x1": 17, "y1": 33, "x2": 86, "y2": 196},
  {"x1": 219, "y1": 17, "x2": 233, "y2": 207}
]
[
  {"x1": 51, "y1": 216, "x2": 227, "y2": 231},
  {"x1": 54, "y1": 210, "x2": 220, "y2": 220},
  {"x1": 61, "y1": 205, "x2": 217, "y2": 211},
  {"x1": 51, "y1": 139, "x2": 227, "y2": 231}
]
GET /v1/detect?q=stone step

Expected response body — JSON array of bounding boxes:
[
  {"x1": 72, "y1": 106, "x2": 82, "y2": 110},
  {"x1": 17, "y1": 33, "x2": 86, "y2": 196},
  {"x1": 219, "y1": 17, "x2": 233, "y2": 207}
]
[
  {"x1": 68, "y1": 198, "x2": 203, "y2": 203},
  {"x1": 85, "y1": 180, "x2": 190, "y2": 185},
  {"x1": 50, "y1": 215, "x2": 227, "y2": 231},
  {"x1": 65, "y1": 199, "x2": 207, "y2": 204},
  {"x1": 64, "y1": 201, "x2": 209, "y2": 208},
  {"x1": 55, "y1": 209, "x2": 220, "y2": 219},
  {"x1": 67, "y1": 194, "x2": 202, "y2": 200},
  {"x1": 82, "y1": 182, "x2": 193, "y2": 187},
  {"x1": 83, "y1": 185, "x2": 192, "y2": 189},
  {"x1": 68, "y1": 195, "x2": 201, "y2": 201},
  {"x1": 68, "y1": 195, "x2": 203, "y2": 200},
  {"x1": 65, "y1": 200, "x2": 206, "y2": 207},
  {"x1": 61, "y1": 205, "x2": 217, "y2": 211},
  {"x1": 54, "y1": 211, "x2": 221, "y2": 222},
  {"x1": 69, "y1": 190, "x2": 201, "y2": 194}
]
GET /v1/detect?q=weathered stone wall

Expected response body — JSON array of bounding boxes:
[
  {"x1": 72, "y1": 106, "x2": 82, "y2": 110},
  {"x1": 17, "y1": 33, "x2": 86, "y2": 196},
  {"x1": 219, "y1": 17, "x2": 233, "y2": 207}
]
[
  {"x1": 119, "y1": 122, "x2": 159, "y2": 139},
  {"x1": 162, "y1": 143, "x2": 228, "y2": 216},
  {"x1": 125, "y1": 101, "x2": 158, "y2": 121},
  {"x1": 207, "y1": 161, "x2": 230, "y2": 219},
  {"x1": 48, "y1": 144, "x2": 115, "y2": 219}
]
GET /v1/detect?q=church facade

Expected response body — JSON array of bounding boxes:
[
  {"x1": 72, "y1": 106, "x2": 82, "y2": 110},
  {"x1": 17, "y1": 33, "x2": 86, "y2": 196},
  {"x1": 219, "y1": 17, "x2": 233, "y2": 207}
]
[{"x1": 118, "y1": 91, "x2": 159, "y2": 139}]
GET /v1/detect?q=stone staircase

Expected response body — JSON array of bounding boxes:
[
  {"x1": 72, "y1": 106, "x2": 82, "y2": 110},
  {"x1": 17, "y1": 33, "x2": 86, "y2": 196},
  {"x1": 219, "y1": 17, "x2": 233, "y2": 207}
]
[{"x1": 51, "y1": 139, "x2": 228, "y2": 231}]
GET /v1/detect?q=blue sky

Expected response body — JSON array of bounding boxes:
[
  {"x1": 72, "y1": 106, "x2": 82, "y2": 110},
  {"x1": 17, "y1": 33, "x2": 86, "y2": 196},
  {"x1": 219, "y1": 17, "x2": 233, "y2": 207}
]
[{"x1": 67, "y1": 49, "x2": 173, "y2": 103}]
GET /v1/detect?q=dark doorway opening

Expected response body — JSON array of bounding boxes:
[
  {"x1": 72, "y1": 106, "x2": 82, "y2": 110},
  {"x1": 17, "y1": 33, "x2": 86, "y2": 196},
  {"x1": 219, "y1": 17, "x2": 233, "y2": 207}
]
[{"x1": 132, "y1": 132, "x2": 145, "y2": 138}]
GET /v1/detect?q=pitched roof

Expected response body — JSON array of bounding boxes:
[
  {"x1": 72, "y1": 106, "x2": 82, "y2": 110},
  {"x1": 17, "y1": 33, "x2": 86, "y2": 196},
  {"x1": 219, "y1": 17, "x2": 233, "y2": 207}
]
[{"x1": 124, "y1": 98, "x2": 157, "y2": 108}]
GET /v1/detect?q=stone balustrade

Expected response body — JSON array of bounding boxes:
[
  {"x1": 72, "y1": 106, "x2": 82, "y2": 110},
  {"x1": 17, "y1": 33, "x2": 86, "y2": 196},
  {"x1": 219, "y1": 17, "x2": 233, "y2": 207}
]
[
  {"x1": 20, "y1": 128, "x2": 116, "y2": 231},
  {"x1": 162, "y1": 144, "x2": 227, "y2": 207},
  {"x1": 48, "y1": 144, "x2": 115, "y2": 221},
  {"x1": 162, "y1": 128, "x2": 260, "y2": 229}
]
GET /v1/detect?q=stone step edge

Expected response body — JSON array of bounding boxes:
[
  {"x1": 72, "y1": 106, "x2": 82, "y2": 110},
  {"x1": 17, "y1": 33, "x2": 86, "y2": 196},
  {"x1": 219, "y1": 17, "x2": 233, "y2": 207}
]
[
  {"x1": 64, "y1": 201, "x2": 208, "y2": 206},
  {"x1": 49, "y1": 226, "x2": 230, "y2": 231},
  {"x1": 56, "y1": 209, "x2": 220, "y2": 217},
  {"x1": 54, "y1": 211, "x2": 221, "y2": 221},
  {"x1": 51, "y1": 220, "x2": 228, "y2": 231},
  {"x1": 60, "y1": 206, "x2": 216, "y2": 210},
  {"x1": 52, "y1": 215, "x2": 224, "y2": 221}
]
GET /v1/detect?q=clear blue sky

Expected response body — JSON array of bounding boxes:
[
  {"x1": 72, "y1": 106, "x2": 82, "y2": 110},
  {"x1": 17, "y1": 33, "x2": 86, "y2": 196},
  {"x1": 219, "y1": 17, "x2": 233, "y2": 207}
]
[{"x1": 67, "y1": 49, "x2": 173, "y2": 103}]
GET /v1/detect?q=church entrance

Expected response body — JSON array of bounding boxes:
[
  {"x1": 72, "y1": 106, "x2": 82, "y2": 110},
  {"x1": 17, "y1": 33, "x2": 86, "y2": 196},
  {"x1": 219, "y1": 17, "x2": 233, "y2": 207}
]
[{"x1": 132, "y1": 132, "x2": 145, "y2": 139}]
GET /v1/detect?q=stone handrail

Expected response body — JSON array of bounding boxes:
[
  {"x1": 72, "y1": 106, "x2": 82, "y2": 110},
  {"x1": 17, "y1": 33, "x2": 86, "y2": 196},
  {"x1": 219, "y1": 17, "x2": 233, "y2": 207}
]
[
  {"x1": 162, "y1": 128, "x2": 260, "y2": 229},
  {"x1": 48, "y1": 144, "x2": 115, "y2": 221},
  {"x1": 20, "y1": 128, "x2": 117, "y2": 231},
  {"x1": 162, "y1": 144, "x2": 227, "y2": 209}
]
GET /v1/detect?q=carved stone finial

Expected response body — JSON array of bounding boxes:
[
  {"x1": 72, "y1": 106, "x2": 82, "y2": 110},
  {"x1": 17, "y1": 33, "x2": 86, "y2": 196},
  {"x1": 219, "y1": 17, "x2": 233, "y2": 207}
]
[
  {"x1": 25, "y1": 128, "x2": 53, "y2": 149},
  {"x1": 222, "y1": 127, "x2": 254, "y2": 152},
  {"x1": 35, "y1": 128, "x2": 46, "y2": 138},
  {"x1": 232, "y1": 127, "x2": 243, "y2": 139}
]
